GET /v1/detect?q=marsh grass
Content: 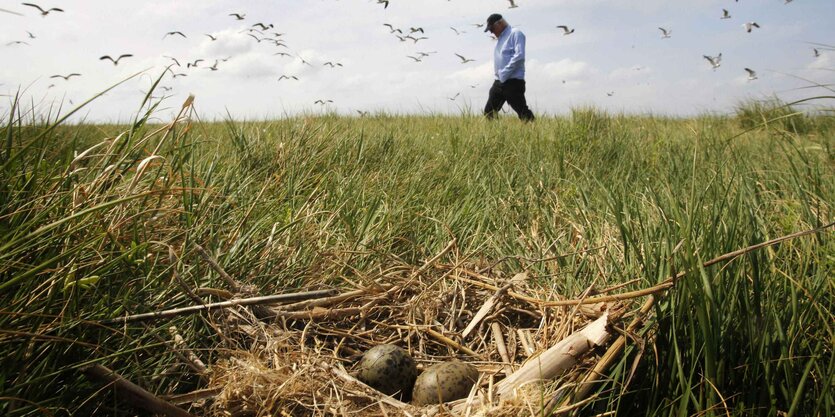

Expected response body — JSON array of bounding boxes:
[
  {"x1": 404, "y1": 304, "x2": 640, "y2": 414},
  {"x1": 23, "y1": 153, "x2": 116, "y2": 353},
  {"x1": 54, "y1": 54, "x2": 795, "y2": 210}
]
[{"x1": 0, "y1": 87, "x2": 833, "y2": 416}]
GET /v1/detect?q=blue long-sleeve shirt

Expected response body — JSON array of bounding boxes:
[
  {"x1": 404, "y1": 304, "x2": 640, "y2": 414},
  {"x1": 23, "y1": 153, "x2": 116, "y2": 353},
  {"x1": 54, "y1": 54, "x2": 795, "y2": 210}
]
[{"x1": 494, "y1": 25, "x2": 526, "y2": 83}]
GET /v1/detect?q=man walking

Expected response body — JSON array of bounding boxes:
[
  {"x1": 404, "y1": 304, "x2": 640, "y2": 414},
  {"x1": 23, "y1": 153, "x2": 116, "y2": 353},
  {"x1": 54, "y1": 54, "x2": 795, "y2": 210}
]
[{"x1": 483, "y1": 13, "x2": 535, "y2": 121}]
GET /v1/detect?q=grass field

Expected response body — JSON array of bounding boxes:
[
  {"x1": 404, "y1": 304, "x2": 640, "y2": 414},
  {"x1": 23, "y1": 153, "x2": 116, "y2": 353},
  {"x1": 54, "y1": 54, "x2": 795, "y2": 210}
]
[{"x1": 1, "y1": 93, "x2": 833, "y2": 416}]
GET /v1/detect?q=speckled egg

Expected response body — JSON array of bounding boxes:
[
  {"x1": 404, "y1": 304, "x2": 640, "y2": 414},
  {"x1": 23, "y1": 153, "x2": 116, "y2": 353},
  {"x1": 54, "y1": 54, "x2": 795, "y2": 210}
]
[
  {"x1": 412, "y1": 361, "x2": 479, "y2": 405},
  {"x1": 356, "y1": 344, "x2": 418, "y2": 400}
]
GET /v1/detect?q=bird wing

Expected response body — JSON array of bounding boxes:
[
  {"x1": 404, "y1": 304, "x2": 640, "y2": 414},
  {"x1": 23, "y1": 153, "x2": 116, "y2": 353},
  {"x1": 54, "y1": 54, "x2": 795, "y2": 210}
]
[
  {"x1": 100, "y1": 55, "x2": 114, "y2": 62},
  {"x1": 21, "y1": 3, "x2": 45, "y2": 13},
  {"x1": 119, "y1": 54, "x2": 133, "y2": 59}
]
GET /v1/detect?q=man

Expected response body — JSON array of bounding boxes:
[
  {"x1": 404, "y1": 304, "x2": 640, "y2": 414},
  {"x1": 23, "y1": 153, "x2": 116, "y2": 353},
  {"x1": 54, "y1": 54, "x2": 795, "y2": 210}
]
[{"x1": 483, "y1": 13, "x2": 535, "y2": 121}]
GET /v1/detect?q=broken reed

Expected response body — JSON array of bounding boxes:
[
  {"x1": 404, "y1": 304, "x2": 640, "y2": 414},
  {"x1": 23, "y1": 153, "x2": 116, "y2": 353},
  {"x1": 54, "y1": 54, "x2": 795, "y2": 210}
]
[{"x1": 0, "y1": 89, "x2": 833, "y2": 417}]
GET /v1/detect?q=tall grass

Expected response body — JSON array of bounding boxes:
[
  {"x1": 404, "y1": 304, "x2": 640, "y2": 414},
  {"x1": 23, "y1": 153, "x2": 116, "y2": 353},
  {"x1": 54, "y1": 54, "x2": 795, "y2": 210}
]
[{"x1": 0, "y1": 89, "x2": 832, "y2": 416}]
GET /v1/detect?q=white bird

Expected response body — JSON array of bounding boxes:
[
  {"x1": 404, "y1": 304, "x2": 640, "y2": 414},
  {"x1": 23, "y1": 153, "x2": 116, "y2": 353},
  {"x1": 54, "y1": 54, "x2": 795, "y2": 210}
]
[
  {"x1": 314, "y1": 99, "x2": 333, "y2": 105},
  {"x1": 507, "y1": 0, "x2": 518, "y2": 9},
  {"x1": 703, "y1": 53, "x2": 722, "y2": 69},
  {"x1": 742, "y1": 22, "x2": 760, "y2": 33},
  {"x1": 21, "y1": 3, "x2": 63, "y2": 16},
  {"x1": 50, "y1": 73, "x2": 81, "y2": 80},
  {"x1": 455, "y1": 53, "x2": 475, "y2": 64},
  {"x1": 744, "y1": 68, "x2": 757, "y2": 80},
  {"x1": 99, "y1": 54, "x2": 133, "y2": 65},
  {"x1": 448, "y1": 92, "x2": 460, "y2": 101},
  {"x1": 556, "y1": 25, "x2": 575, "y2": 35},
  {"x1": 658, "y1": 27, "x2": 671, "y2": 39},
  {"x1": 278, "y1": 75, "x2": 298, "y2": 81},
  {"x1": 721, "y1": 9, "x2": 731, "y2": 19},
  {"x1": 229, "y1": 13, "x2": 245, "y2": 20}
]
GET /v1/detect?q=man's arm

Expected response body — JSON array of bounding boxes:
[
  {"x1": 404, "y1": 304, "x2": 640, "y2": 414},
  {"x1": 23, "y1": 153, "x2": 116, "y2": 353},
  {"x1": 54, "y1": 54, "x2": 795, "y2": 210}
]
[{"x1": 498, "y1": 31, "x2": 526, "y2": 83}]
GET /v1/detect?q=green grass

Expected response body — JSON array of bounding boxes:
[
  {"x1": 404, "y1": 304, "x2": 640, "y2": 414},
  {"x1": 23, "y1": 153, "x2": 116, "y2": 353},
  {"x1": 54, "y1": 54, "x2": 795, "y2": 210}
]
[{"x1": 0, "y1": 91, "x2": 833, "y2": 416}]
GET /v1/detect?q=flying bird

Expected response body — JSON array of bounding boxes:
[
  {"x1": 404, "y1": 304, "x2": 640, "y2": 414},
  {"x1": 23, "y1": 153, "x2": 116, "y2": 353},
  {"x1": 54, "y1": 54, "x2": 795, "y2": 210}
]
[
  {"x1": 703, "y1": 53, "x2": 722, "y2": 70},
  {"x1": 252, "y1": 22, "x2": 273, "y2": 30},
  {"x1": 273, "y1": 52, "x2": 292, "y2": 57},
  {"x1": 186, "y1": 59, "x2": 204, "y2": 68},
  {"x1": 658, "y1": 27, "x2": 671, "y2": 38},
  {"x1": 99, "y1": 54, "x2": 133, "y2": 65},
  {"x1": 721, "y1": 9, "x2": 731, "y2": 19},
  {"x1": 205, "y1": 34, "x2": 217, "y2": 41},
  {"x1": 556, "y1": 25, "x2": 575, "y2": 35},
  {"x1": 508, "y1": 0, "x2": 519, "y2": 9},
  {"x1": 21, "y1": 3, "x2": 63, "y2": 16},
  {"x1": 323, "y1": 61, "x2": 343, "y2": 68},
  {"x1": 410, "y1": 27, "x2": 424, "y2": 34},
  {"x1": 383, "y1": 23, "x2": 402, "y2": 34},
  {"x1": 606, "y1": 91, "x2": 615, "y2": 97},
  {"x1": 6, "y1": 40, "x2": 29, "y2": 46},
  {"x1": 447, "y1": 92, "x2": 460, "y2": 101},
  {"x1": 229, "y1": 13, "x2": 245, "y2": 20},
  {"x1": 406, "y1": 55, "x2": 422, "y2": 62},
  {"x1": 314, "y1": 99, "x2": 333, "y2": 105},
  {"x1": 208, "y1": 60, "x2": 219, "y2": 71},
  {"x1": 163, "y1": 55, "x2": 181, "y2": 66},
  {"x1": 50, "y1": 73, "x2": 81, "y2": 80},
  {"x1": 813, "y1": 48, "x2": 820, "y2": 57},
  {"x1": 405, "y1": 35, "x2": 428, "y2": 43},
  {"x1": 26, "y1": 31, "x2": 36, "y2": 39},
  {"x1": 356, "y1": 110, "x2": 370, "y2": 117},
  {"x1": 742, "y1": 22, "x2": 760, "y2": 33},
  {"x1": 278, "y1": 75, "x2": 299, "y2": 81},
  {"x1": 449, "y1": 26, "x2": 464, "y2": 35},
  {"x1": 163, "y1": 31, "x2": 186, "y2": 39},
  {"x1": 455, "y1": 53, "x2": 475, "y2": 63},
  {"x1": 377, "y1": 0, "x2": 389, "y2": 9},
  {"x1": 744, "y1": 68, "x2": 757, "y2": 80}
]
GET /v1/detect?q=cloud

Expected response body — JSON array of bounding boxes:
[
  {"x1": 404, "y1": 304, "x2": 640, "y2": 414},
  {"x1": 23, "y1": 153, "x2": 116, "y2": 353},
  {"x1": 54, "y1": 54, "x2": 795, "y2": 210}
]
[{"x1": 532, "y1": 58, "x2": 598, "y2": 82}]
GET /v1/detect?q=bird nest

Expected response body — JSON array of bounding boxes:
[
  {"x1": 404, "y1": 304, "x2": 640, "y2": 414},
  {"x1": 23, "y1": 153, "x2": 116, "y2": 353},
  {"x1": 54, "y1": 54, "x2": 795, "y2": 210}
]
[
  {"x1": 124, "y1": 243, "x2": 651, "y2": 416},
  {"x1": 162, "y1": 242, "x2": 639, "y2": 417}
]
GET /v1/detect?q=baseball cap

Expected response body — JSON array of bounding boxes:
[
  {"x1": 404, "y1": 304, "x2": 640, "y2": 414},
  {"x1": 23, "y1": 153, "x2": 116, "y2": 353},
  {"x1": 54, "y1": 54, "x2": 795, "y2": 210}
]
[{"x1": 484, "y1": 13, "x2": 502, "y2": 32}]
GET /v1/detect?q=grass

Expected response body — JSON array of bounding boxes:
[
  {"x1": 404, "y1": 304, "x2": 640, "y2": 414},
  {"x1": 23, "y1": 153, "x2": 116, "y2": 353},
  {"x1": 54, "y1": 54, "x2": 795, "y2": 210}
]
[{"x1": 0, "y1": 89, "x2": 833, "y2": 416}]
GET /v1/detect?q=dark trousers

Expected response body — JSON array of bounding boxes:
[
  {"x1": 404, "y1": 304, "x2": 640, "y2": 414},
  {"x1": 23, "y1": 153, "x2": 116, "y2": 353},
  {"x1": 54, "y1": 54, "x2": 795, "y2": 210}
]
[{"x1": 484, "y1": 78, "x2": 535, "y2": 121}]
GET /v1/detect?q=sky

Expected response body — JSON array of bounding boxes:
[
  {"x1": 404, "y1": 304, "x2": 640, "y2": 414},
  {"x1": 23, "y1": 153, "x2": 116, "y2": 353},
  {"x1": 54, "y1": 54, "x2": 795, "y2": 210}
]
[{"x1": 0, "y1": 0, "x2": 833, "y2": 122}]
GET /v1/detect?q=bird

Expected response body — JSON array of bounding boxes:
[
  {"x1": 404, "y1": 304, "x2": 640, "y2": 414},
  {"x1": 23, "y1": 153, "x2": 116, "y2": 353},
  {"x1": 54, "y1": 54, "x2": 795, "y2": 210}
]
[
  {"x1": 26, "y1": 31, "x2": 36, "y2": 39},
  {"x1": 247, "y1": 34, "x2": 265, "y2": 43},
  {"x1": 6, "y1": 40, "x2": 29, "y2": 46},
  {"x1": 278, "y1": 75, "x2": 299, "y2": 81},
  {"x1": 163, "y1": 55, "x2": 181, "y2": 66},
  {"x1": 164, "y1": 31, "x2": 186, "y2": 39},
  {"x1": 99, "y1": 54, "x2": 133, "y2": 65},
  {"x1": 410, "y1": 27, "x2": 424, "y2": 34},
  {"x1": 160, "y1": 86, "x2": 173, "y2": 92},
  {"x1": 405, "y1": 35, "x2": 428, "y2": 43},
  {"x1": 50, "y1": 73, "x2": 81, "y2": 80},
  {"x1": 205, "y1": 34, "x2": 217, "y2": 41},
  {"x1": 447, "y1": 92, "x2": 460, "y2": 101},
  {"x1": 556, "y1": 25, "x2": 575, "y2": 35},
  {"x1": 658, "y1": 27, "x2": 671, "y2": 38},
  {"x1": 186, "y1": 59, "x2": 204, "y2": 68},
  {"x1": 744, "y1": 68, "x2": 757, "y2": 80},
  {"x1": 813, "y1": 48, "x2": 820, "y2": 58},
  {"x1": 742, "y1": 22, "x2": 760, "y2": 33},
  {"x1": 356, "y1": 110, "x2": 370, "y2": 117},
  {"x1": 449, "y1": 26, "x2": 464, "y2": 35},
  {"x1": 377, "y1": 0, "x2": 389, "y2": 9},
  {"x1": 606, "y1": 91, "x2": 615, "y2": 97},
  {"x1": 314, "y1": 99, "x2": 333, "y2": 105},
  {"x1": 383, "y1": 24, "x2": 402, "y2": 34},
  {"x1": 252, "y1": 23, "x2": 273, "y2": 30},
  {"x1": 508, "y1": 0, "x2": 519, "y2": 9},
  {"x1": 472, "y1": 23, "x2": 484, "y2": 28},
  {"x1": 703, "y1": 53, "x2": 722, "y2": 69},
  {"x1": 273, "y1": 52, "x2": 292, "y2": 57},
  {"x1": 416, "y1": 51, "x2": 436, "y2": 57},
  {"x1": 171, "y1": 72, "x2": 187, "y2": 78},
  {"x1": 208, "y1": 60, "x2": 219, "y2": 71},
  {"x1": 229, "y1": 13, "x2": 245, "y2": 20},
  {"x1": 21, "y1": 3, "x2": 63, "y2": 16},
  {"x1": 455, "y1": 53, "x2": 475, "y2": 63},
  {"x1": 406, "y1": 55, "x2": 422, "y2": 62},
  {"x1": 721, "y1": 9, "x2": 731, "y2": 19},
  {"x1": 323, "y1": 61, "x2": 343, "y2": 68}
]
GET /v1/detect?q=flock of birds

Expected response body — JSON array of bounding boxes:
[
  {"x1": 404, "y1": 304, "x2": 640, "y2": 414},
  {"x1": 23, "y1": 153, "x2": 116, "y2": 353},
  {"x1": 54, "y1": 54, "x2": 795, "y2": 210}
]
[{"x1": 0, "y1": 1, "x2": 829, "y2": 112}]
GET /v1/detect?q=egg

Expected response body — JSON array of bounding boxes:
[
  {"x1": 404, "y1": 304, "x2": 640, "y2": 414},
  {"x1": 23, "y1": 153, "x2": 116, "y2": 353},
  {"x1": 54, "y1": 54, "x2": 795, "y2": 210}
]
[
  {"x1": 412, "y1": 361, "x2": 479, "y2": 405},
  {"x1": 356, "y1": 344, "x2": 418, "y2": 400}
]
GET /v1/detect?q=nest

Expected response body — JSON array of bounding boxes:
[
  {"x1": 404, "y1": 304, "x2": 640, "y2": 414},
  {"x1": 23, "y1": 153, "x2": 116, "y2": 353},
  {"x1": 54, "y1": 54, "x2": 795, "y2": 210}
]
[{"x1": 174, "y1": 242, "x2": 637, "y2": 417}]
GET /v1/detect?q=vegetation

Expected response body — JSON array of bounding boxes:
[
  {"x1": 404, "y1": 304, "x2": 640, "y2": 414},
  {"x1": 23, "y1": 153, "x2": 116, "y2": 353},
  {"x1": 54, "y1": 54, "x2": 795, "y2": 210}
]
[{"x1": 0, "y1": 90, "x2": 833, "y2": 416}]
